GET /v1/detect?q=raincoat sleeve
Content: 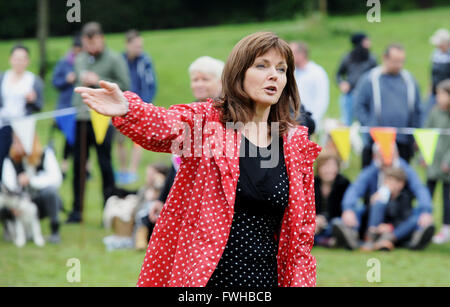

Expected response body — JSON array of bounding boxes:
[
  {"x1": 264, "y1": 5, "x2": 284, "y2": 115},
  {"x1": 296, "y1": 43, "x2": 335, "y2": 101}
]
[{"x1": 112, "y1": 91, "x2": 209, "y2": 154}]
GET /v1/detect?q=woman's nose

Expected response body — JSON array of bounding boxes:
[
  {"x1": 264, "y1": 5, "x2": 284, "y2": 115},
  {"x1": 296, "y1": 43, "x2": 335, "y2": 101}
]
[{"x1": 268, "y1": 67, "x2": 278, "y2": 81}]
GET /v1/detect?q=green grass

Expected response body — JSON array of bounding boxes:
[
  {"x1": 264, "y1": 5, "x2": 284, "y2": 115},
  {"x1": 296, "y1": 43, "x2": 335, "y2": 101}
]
[{"x1": 0, "y1": 7, "x2": 450, "y2": 287}]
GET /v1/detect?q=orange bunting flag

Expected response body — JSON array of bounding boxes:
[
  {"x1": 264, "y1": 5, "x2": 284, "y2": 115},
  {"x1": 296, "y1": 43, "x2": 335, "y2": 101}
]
[
  {"x1": 330, "y1": 128, "x2": 351, "y2": 162},
  {"x1": 370, "y1": 127, "x2": 397, "y2": 165}
]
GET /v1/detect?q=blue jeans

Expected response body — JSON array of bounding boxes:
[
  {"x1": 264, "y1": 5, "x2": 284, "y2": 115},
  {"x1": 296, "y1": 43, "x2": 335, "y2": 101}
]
[
  {"x1": 339, "y1": 92, "x2": 353, "y2": 126},
  {"x1": 368, "y1": 201, "x2": 419, "y2": 241}
]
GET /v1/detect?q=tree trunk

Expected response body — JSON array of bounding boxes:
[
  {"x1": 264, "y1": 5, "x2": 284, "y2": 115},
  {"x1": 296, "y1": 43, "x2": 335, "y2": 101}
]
[
  {"x1": 318, "y1": 0, "x2": 327, "y2": 16},
  {"x1": 37, "y1": 0, "x2": 49, "y2": 80}
]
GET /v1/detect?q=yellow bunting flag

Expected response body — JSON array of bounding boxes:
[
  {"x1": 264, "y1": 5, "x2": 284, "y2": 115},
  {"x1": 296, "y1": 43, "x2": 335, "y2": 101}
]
[
  {"x1": 413, "y1": 128, "x2": 439, "y2": 166},
  {"x1": 90, "y1": 110, "x2": 110, "y2": 145},
  {"x1": 370, "y1": 127, "x2": 397, "y2": 165},
  {"x1": 330, "y1": 128, "x2": 351, "y2": 162}
]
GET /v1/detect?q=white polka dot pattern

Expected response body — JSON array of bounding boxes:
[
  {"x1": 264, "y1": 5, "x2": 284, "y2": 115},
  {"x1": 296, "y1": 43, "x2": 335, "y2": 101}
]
[{"x1": 112, "y1": 91, "x2": 322, "y2": 287}]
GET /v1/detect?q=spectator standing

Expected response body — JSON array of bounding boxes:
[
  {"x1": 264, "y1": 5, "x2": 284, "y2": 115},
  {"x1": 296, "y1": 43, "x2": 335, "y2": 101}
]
[
  {"x1": 289, "y1": 41, "x2": 329, "y2": 132},
  {"x1": 425, "y1": 28, "x2": 450, "y2": 117},
  {"x1": 336, "y1": 32, "x2": 377, "y2": 126},
  {"x1": 354, "y1": 44, "x2": 423, "y2": 167},
  {"x1": 116, "y1": 30, "x2": 158, "y2": 185},
  {"x1": 52, "y1": 34, "x2": 82, "y2": 177},
  {"x1": 0, "y1": 45, "x2": 44, "y2": 180},
  {"x1": 424, "y1": 79, "x2": 450, "y2": 244},
  {"x1": 67, "y1": 22, "x2": 130, "y2": 223}
]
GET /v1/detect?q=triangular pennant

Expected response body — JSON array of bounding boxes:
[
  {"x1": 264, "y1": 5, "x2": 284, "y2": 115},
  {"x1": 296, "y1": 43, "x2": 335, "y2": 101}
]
[
  {"x1": 55, "y1": 113, "x2": 76, "y2": 146},
  {"x1": 90, "y1": 110, "x2": 110, "y2": 145},
  {"x1": 413, "y1": 128, "x2": 439, "y2": 166},
  {"x1": 330, "y1": 128, "x2": 351, "y2": 162},
  {"x1": 11, "y1": 116, "x2": 36, "y2": 155},
  {"x1": 370, "y1": 127, "x2": 397, "y2": 165}
]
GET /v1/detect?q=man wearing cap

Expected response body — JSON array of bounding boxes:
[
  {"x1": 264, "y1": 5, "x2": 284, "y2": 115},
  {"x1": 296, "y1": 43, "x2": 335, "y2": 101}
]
[
  {"x1": 67, "y1": 22, "x2": 130, "y2": 223},
  {"x1": 336, "y1": 32, "x2": 377, "y2": 126}
]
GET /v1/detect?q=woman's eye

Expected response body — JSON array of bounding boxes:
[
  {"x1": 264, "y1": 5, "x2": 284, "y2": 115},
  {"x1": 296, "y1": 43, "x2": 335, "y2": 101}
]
[
  {"x1": 277, "y1": 67, "x2": 286, "y2": 73},
  {"x1": 256, "y1": 64, "x2": 265, "y2": 68}
]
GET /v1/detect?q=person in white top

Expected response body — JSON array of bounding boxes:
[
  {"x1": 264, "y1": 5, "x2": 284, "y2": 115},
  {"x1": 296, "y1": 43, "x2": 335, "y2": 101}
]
[
  {"x1": 289, "y1": 41, "x2": 329, "y2": 132},
  {"x1": 0, "y1": 44, "x2": 44, "y2": 180},
  {"x1": 1, "y1": 134, "x2": 63, "y2": 244}
]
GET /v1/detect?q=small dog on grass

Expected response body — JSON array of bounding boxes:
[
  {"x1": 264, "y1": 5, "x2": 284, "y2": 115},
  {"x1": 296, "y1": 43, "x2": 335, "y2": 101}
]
[{"x1": 0, "y1": 185, "x2": 45, "y2": 247}]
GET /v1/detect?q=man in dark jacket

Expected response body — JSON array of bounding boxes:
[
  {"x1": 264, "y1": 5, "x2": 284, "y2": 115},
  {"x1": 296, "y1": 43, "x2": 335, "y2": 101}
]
[{"x1": 52, "y1": 34, "x2": 82, "y2": 176}]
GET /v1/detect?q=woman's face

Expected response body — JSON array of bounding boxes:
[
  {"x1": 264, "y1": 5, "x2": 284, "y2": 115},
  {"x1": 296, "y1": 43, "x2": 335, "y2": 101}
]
[
  {"x1": 243, "y1": 48, "x2": 288, "y2": 107},
  {"x1": 190, "y1": 71, "x2": 221, "y2": 101},
  {"x1": 9, "y1": 49, "x2": 29, "y2": 74},
  {"x1": 318, "y1": 158, "x2": 339, "y2": 183}
]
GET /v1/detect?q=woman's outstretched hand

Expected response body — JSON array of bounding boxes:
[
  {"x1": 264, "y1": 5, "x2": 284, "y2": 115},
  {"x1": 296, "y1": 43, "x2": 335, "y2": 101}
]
[{"x1": 74, "y1": 80, "x2": 129, "y2": 117}]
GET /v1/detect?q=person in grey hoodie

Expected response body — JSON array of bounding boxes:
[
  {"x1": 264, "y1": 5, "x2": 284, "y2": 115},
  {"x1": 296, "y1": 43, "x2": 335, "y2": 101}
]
[{"x1": 353, "y1": 43, "x2": 423, "y2": 167}]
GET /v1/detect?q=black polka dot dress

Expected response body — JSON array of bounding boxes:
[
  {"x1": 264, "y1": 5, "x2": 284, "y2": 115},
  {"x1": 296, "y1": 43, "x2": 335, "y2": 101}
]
[{"x1": 207, "y1": 134, "x2": 289, "y2": 288}]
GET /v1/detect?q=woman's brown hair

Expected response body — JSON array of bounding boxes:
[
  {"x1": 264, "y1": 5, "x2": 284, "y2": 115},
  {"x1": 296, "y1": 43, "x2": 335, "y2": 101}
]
[{"x1": 213, "y1": 32, "x2": 300, "y2": 137}]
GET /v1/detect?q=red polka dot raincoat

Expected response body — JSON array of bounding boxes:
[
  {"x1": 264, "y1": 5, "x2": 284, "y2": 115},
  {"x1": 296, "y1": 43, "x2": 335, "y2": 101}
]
[{"x1": 112, "y1": 91, "x2": 322, "y2": 287}]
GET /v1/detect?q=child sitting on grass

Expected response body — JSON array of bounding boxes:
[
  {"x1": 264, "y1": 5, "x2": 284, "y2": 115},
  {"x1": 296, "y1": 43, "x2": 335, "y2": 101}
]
[{"x1": 361, "y1": 167, "x2": 435, "y2": 251}]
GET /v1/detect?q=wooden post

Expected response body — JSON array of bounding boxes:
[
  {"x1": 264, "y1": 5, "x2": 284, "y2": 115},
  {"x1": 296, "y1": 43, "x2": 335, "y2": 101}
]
[{"x1": 37, "y1": 0, "x2": 49, "y2": 80}]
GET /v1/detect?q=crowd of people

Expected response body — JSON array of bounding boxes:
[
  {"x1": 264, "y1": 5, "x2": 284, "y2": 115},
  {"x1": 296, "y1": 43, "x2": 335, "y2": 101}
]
[{"x1": 0, "y1": 21, "x2": 448, "y2": 255}]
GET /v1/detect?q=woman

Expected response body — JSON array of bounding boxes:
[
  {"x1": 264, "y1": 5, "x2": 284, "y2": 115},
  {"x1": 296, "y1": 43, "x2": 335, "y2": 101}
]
[
  {"x1": 314, "y1": 152, "x2": 350, "y2": 247},
  {"x1": 2, "y1": 134, "x2": 63, "y2": 244},
  {"x1": 76, "y1": 32, "x2": 321, "y2": 287},
  {"x1": 0, "y1": 44, "x2": 44, "y2": 179},
  {"x1": 146, "y1": 55, "x2": 225, "y2": 229}
]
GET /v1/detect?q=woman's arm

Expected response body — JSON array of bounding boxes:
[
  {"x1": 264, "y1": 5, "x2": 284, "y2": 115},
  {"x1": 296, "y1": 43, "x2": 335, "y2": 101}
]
[{"x1": 76, "y1": 81, "x2": 209, "y2": 154}]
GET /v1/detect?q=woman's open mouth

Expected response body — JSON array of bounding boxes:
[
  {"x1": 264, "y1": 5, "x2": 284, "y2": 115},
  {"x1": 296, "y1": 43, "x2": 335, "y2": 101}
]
[{"x1": 264, "y1": 86, "x2": 277, "y2": 95}]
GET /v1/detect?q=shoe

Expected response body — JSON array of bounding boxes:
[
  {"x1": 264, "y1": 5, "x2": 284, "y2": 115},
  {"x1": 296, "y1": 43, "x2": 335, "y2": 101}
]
[
  {"x1": 48, "y1": 234, "x2": 61, "y2": 244},
  {"x1": 373, "y1": 232, "x2": 396, "y2": 251},
  {"x1": 409, "y1": 224, "x2": 435, "y2": 250},
  {"x1": 360, "y1": 231, "x2": 379, "y2": 252},
  {"x1": 332, "y1": 221, "x2": 359, "y2": 250},
  {"x1": 66, "y1": 211, "x2": 82, "y2": 224},
  {"x1": 432, "y1": 228, "x2": 450, "y2": 244}
]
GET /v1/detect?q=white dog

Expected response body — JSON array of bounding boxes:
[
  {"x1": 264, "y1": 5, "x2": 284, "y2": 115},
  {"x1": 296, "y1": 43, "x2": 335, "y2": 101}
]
[{"x1": 0, "y1": 188, "x2": 45, "y2": 247}]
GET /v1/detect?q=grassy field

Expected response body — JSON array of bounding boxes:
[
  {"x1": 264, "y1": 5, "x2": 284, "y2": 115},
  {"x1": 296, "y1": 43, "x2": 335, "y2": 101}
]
[{"x1": 0, "y1": 7, "x2": 449, "y2": 286}]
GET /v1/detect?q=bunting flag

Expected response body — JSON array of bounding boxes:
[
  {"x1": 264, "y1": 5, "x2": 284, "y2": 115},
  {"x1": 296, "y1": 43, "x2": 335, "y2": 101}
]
[
  {"x1": 11, "y1": 116, "x2": 37, "y2": 155},
  {"x1": 370, "y1": 127, "x2": 397, "y2": 165},
  {"x1": 55, "y1": 113, "x2": 76, "y2": 146},
  {"x1": 90, "y1": 110, "x2": 110, "y2": 145},
  {"x1": 330, "y1": 127, "x2": 351, "y2": 162},
  {"x1": 413, "y1": 128, "x2": 440, "y2": 166}
]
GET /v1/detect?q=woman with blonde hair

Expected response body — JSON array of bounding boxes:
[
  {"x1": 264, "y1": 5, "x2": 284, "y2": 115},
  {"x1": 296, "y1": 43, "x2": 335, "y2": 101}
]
[{"x1": 76, "y1": 32, "x2": 321, "y2": 287}]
